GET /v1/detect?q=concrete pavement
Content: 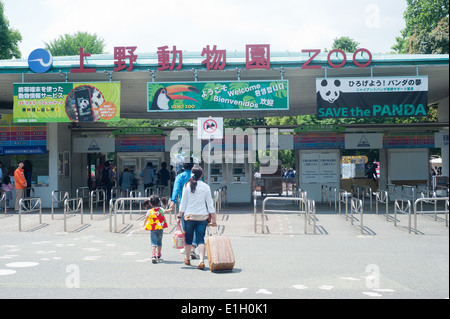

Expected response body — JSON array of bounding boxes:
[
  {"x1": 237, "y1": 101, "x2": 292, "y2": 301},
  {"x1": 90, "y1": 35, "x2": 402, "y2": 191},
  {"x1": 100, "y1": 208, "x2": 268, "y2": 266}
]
[{"x1": 0, "y1": 197, "x2": 448, "y2": 300}]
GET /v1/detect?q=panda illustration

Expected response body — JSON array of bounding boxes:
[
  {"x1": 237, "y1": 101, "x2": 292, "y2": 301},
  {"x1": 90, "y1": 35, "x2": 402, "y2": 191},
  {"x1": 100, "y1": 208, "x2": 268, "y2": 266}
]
[
  {"x1": 319, "y1": 79, "x2": 341, "y2": 103},
  {"x1": 90, "y1": 88, "x2": 105, "y2": 108},
  {"x1": 77, "y1": 98, "x2": 90, "y2": 111}
]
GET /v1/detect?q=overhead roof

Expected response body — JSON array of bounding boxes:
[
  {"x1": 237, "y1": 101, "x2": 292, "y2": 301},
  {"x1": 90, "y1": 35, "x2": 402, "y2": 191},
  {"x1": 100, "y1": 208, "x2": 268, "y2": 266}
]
[{"x1": 0, "y1": 52, "x2": 448, "y2": 119}]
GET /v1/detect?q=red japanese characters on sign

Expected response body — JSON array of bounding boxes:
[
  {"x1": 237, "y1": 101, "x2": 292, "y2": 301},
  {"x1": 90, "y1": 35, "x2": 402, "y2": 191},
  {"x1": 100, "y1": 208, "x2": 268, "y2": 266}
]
[
  {"x1": 157, "y1": 45, "x2": 183, "y2": 71},
  {"x1": 246, "y1": 44, "x2": 270, "y2": 70},
  {"x1": 202, "y1": 45, "x2": 226, "y2": 71},
  {"x1": 114, "y1": 46, "x2": 138, "y2": 72},
  {"x1": 68, "y1": 45, "x2": 373, "y2": 73},
  {"x1": 71, "y1": 47, "x2": 96, "y2": 73}
]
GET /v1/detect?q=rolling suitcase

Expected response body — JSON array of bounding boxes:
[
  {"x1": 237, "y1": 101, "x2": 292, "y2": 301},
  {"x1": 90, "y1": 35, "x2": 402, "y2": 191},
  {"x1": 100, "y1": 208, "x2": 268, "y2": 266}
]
[{"x1": 206, "y1": 226, "x2": 235, "y2": 272}]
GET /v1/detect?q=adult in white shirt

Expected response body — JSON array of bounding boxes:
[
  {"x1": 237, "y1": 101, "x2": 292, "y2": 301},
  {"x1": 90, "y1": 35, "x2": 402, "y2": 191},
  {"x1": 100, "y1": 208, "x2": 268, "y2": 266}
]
[{"x1": 178, "y1": 165, "x2": 216, "y2": 270}]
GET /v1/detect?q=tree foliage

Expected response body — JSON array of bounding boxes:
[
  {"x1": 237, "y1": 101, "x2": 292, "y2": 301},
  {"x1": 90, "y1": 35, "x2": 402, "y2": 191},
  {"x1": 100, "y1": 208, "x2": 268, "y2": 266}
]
[
  {"x1": 44, "y1": 31, "x2": 106, "y2": 56},
  {"x1": 331, "y1": 36, "x2": 360, "y2": 52},
  {"x1": 392, "y1": 0, "x2": 449, "y2": 53},
  {"x1": 0, "y1": 1, "x2": 22, "y2": 59}
]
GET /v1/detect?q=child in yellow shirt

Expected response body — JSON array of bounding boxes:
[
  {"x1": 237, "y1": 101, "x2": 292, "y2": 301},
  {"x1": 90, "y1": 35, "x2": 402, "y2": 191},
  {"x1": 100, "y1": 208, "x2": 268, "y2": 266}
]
[{"x1": 143, "y1": 195, "x2": 171, "y2": 263}]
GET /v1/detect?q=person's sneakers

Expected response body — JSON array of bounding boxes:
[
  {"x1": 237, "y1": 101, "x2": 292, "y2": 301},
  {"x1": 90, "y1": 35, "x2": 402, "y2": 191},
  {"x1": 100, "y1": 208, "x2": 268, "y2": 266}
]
[
  {"x1": 191, "y1": 250, "x2": 198, "y2": 259},
  {"x1": 152, "y1": 255, "x2": 157, "y2": 264},
  {"x1": 157, "y1": 254, "x2": 162, "y2": 262}
]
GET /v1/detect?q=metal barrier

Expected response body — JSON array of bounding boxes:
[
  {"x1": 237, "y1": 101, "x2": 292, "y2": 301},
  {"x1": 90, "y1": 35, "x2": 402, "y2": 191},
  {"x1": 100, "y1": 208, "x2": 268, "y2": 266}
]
[
  {"x1": 76, "y1": 187, "x2": 91, "y2": 202},
  {"x1": 256, "y1": 196, "x2": 316, "y2": 234},
  {"x1": 64, "y1": 197, "x2": 83, "y2": 232},
  {"x1": 394, "y1": 199, "x2": 412, "y2": 233},
  {"x1": 359, "y1": 186, "x2": 374, "y2": 210},
  {"x1": 387, "y1": 184, "x2": 398, "y2": 201},
  {"x1": 375, "y1": 190, "x2": 389, "y2": 220},
  {"x1": 90, "y1": 189, "x2": 106, "y2": 219},
  {"x1": 329, "y1": 187, "x2": 338, "y2": 210},
  {"x1": 321, "y1": 185, "x2": 329, "y2": 203},
  {"x1": 0, "y1": 192, "x2": 6, "y2": 215},
  {"x1": 51, "y1": 190, "x2": 69, "y2": 219},
  {"x1": 338, "y1": 189, "x2": 352, "y2": 219},
  {"x1": 350, "y1": 198, "x2": 364, "y2": 234},
  {"x1": 412, "y1": 197, "x2": 449, "y2": 234},
  {"x1": 110, "y1": 197, "x2": 151, "y2": 233},
  {"x1": 18, "y1": 197, "x2": 42, "y2": 231},
  {"x1": 401, "y1": 185, "x2": 416, "y2": 202}
]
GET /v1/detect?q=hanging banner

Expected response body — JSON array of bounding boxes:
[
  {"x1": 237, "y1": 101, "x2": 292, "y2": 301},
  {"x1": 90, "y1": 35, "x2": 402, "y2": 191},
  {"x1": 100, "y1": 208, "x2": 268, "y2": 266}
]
[
  {"x1": 147, "y1": 80, "x2": 288, "y2": 112},
  {"x1": 13, "y1": 82, "x2": 121, "y2": 123},
  {"x1": 316, "y1": 76, "x2": 428, "y2": 119}
]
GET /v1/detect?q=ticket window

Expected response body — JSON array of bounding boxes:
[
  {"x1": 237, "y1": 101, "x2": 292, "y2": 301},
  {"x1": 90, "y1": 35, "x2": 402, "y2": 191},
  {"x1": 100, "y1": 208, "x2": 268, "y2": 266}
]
[
  {"x1": 232, "y1": 164, "x2": 246, "y2": 183},
  {"x1": 210, "y1": 163, "x2": 224, "y2": 183}
]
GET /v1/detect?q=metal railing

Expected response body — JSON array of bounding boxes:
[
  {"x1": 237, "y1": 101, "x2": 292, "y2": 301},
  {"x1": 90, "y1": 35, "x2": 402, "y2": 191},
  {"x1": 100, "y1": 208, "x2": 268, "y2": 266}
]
[
  {"x1": 329, "y1": 187, "x2": 338, "y2": 210},
  {"x1": 412, "y1": 197, "x2": 449, "y2": 234},
  {"x1": 76, "y1": 187, "x2": 91, "y2": 202},
  {"x1": 321, "y1": 185, "x2": 329, "y2": 203},
  {"x1": 394, "y1": 199, "x2": 412, "y2": 233},
  {"x1": 110, "y1": 197, "x2": 151, "y2": 233},
  {"x1": 350, "y1": 198, "x2": 364, "y2": 234},
  {"x1": 51, "y1": 190, "x2": 69, "y2": 219},
  {"x1": 64, "y1": 197, "x2": 83, "y2": 232},
  {"x1": 338, "y1": 189, "x2": 352, "y2": 219},
  {"x1": 401, "y1": 185, "x2": 416, "y2": 203},
  {"x1": 18, "y1": 197, "x2": 42, "y2": 231},
  {"x1": 90, "y1": 189, "x2": 106, "y2": 219},
  {"x1": 256, "y1": 196, "x2": 316, "y2": 234},
  {"x1": 375, "y1": 190, "x2": 389, "y2": 220},
  {"x1": 0, "y1": 192, "x2": 6, "y2": 215}
]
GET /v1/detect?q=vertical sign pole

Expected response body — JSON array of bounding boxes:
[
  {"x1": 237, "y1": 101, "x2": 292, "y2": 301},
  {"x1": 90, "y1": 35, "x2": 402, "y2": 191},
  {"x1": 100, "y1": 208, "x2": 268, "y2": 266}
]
[{"x1": 208, "y1": 134, "x2": 212, "y2": 186}]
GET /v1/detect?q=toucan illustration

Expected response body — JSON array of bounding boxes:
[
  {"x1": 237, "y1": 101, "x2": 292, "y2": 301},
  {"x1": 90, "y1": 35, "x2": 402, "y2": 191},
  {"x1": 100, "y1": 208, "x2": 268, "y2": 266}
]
[{"x1": 150, "y1": 85, "x2": 200, "y2": 110}]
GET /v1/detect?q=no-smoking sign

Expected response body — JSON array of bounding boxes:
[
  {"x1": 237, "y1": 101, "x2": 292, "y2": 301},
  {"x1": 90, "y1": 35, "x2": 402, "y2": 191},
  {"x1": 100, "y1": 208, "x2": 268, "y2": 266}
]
[{"x1": 198, "y1": 117, "x2": 223, "y2": 140}]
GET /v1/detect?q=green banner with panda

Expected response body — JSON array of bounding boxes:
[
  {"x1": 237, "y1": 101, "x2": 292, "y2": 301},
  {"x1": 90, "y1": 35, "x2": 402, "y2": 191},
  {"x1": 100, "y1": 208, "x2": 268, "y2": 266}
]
[
  {"x1": 316, "y1": 76, "x2": 428, "y2": 118},
  {"x1": 13, "y1": 82, "x2": 121, "y2": 123}
]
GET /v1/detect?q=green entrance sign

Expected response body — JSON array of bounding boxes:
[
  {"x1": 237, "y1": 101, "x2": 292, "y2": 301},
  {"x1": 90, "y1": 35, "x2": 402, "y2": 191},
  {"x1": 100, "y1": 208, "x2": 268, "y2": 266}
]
[{"x1": 147, "y1": 80, "x2": 288, "y2": 112}]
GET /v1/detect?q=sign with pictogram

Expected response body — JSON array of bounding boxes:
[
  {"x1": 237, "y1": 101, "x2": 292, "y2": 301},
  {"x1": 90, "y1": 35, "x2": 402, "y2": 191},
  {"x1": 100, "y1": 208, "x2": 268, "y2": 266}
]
[{"x1": 197, "y1": 117, "x2": 223, "y2": 140}]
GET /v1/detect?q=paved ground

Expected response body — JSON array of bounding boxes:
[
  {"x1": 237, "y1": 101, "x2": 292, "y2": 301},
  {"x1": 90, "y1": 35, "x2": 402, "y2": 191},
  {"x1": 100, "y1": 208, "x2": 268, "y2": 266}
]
[{"x1": 0, "y1": 197, "x2": 448, "y2": 302}]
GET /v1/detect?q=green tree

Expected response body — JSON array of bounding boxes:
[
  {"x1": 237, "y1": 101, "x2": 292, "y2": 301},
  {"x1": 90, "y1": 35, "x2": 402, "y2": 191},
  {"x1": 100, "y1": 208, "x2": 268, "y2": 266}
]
[
  {"x1": 392, "y1": 0, "x2": 449, "y2": 53},
  {"x1": 44, "y1": 31, "x2": 106, "y2": 56},
  {"x1": 0, "y1": 1, "x2": 22, "y2": 59},
  {"x1": 407, "y1": 17, "x2": 449, "y2": 54},
  {"x1": 331, "y1": 36, "x2": 360, "y2": 52}
]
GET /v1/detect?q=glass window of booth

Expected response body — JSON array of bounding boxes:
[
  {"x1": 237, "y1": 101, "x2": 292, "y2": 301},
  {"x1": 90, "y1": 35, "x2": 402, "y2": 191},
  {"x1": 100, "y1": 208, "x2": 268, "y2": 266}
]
[{"x1": 0, "y1": 153, "x2": 50, "y2": 186}]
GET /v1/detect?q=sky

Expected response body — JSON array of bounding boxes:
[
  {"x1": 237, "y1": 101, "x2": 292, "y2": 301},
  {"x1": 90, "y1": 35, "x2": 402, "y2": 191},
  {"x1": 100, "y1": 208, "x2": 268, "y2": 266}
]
[{"x1": 3, "y1": 0, "x2": 408, "y2": 58}]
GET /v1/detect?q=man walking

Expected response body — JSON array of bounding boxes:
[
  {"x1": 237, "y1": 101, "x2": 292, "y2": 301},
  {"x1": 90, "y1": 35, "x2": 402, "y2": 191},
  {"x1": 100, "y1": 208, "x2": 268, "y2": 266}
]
[{"x1": 14, "y1": 161, "x2": 27, "y2": 213}]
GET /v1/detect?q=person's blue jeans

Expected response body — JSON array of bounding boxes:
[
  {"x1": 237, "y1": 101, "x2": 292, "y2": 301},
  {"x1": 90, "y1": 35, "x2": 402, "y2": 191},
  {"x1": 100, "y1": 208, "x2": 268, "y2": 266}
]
[
  {"x1": 150, "y1": 229, "x2": 163, "y2": 247},
  {"x1": 184, "y1": 220, "x2": 208, "y2": 246},
  {"x1": 181, "y1": 214, "x2": 198, "y2": 246}
]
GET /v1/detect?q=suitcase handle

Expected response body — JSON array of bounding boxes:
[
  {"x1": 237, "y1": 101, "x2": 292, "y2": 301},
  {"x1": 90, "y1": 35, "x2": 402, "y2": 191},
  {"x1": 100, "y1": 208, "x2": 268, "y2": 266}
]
[{"x1": 207, "y1": 225, "x2": 221, "y2": 236}]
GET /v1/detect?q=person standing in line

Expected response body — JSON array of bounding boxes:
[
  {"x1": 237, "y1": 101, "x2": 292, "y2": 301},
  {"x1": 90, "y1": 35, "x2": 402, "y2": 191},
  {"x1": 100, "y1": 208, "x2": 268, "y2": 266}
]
[
  {"x1": 170, "y1": 157, "x2": 199, "y2": 259},
  {"x1": 157, "y1": 162, "x2": 170, "y2": 196},
  {"x1": 178, "y1": 165, "x2": 216, "y2": 270},
  {"x1": 366, "y1": 163, "x2": 379, "y2": 186},
  {"x1": 2, "y1": 175, "x2": 13, "y2": 209},
  {"x1": 101, "y1": 161, "x2": 113, "y2": 205},
  {"x1": 141, "y1": 162, "x2": 155, "y2": 194},
  {"x1": 23, "y1": 160, "x2": 33, "y2": 198},
  {"x1": 119, "y1": 167, "x2": 133, "y2": 196},
  {"x1": 14, "y1": 161, "x2": 27, "y2": 213}
]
